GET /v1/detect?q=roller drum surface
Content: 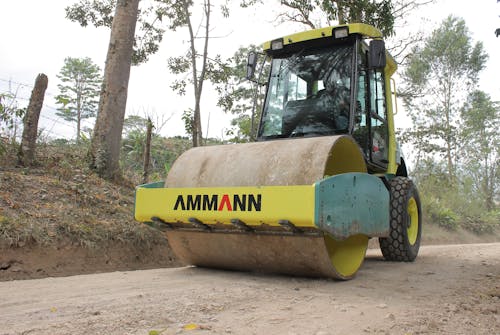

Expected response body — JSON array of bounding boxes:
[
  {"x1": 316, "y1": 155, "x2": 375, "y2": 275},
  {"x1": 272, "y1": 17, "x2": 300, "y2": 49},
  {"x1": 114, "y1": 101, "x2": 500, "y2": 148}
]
[
  {"x1": 166, "y1": 136, "x2": 365, "y2": 187},
  {"x1": 165, "y1": 136, "x2": 369, "y2": 279}
]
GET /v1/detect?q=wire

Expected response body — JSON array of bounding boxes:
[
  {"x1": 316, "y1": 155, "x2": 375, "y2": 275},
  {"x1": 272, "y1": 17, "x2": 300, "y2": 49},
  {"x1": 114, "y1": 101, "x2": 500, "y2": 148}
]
[{"x1": 1, "y1": 76, "x2": 100, "y2": 139}]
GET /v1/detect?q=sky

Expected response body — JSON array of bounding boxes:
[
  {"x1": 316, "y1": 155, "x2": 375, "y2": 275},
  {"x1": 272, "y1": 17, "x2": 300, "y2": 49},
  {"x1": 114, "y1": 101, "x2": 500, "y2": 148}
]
[{"x1": 0, "y1": 0, "x2": 499, "y2": 141}]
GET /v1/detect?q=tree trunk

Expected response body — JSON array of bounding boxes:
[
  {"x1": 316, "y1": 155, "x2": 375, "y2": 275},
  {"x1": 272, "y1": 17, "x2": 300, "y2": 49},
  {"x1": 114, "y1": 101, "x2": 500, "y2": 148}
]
[
  {"x1": 184, "y1": 0, "x2": 201, "y2": 147},
  {"x1": 185, "y1": 0, "x2": 211, "y2": 147},
  {"x1": 76, "y1": 91, "x2": 82, "y2": 144},
  {"x1": 444, "y1": 81, "x2": 454, "y2": 181},
  {"x1": 18, "y1": 73, "x2": 48, "y2": 166},
  {"x1": 142, "y1": 118, "x2": 153, "y2": 184},
  {"x1": 484, "y1": 155, "x2": 493, "y2": 211},
  {"x1": 336, "y1": 1, "x2": 346, "y2": 24},
  {"x1": 88, "y1": 0, "x2": 139, "y2": 180},
  {"x1": 196, "y1": 0, "x2": 211, "y2": 146}
]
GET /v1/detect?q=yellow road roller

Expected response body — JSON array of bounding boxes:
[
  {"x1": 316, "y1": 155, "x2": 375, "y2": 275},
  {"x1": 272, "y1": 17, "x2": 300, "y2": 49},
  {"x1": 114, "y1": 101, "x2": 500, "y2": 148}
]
[{"x1": 135, "y1": 23, "x2": 422, "y2": 280}]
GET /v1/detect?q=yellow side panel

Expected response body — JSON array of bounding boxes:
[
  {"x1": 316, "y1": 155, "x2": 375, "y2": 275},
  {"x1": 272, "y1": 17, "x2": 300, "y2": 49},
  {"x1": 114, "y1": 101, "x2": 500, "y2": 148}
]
[{"x1": 135, "y1": 185, "x2": 316, "y2": 228}]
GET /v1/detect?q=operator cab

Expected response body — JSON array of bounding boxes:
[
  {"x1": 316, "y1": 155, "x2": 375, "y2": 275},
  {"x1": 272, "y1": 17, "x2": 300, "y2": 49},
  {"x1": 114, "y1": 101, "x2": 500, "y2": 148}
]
[{"x1": 249, "y1": 24, "x2": 393, "y2": 173}]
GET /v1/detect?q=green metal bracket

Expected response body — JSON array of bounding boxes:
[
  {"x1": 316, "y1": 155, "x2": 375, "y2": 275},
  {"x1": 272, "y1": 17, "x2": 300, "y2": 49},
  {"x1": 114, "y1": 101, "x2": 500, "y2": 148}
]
[
  {"x1": 314, "y1": 173, "x2": 390, "y2": 240},
  {"x1": 137, "y1": 181, "x2": 165, "y2": 189}
]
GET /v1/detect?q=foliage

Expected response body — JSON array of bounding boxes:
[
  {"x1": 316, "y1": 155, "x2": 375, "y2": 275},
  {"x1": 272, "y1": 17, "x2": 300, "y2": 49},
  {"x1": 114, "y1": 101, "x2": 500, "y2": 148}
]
[
  {"x1": 317, "y1": 0, "x2": 395, "y2": 36},
  {"x1": 226, "y1": 114, "x2": 253, "y2": 143},
  {"x1": 414, "y1": 159, "x2": 498, "y2": 234},
  {"x1": 401, "y1": 16, "x2": 488, "y2": 180},
  {"x1": 426, "y1": 201, "x2": 459, "y2": 231},
  {"x1": 461, "y1": 212, "x2": 498, "y2": 235},
  {"x1": 120, "y1": 115, "x2": 192, "y2": 183},
  {"x1": 162, "y1": 0, "x2": 231, "y2": 147},
  {"x1": 0, "y1": 92, "x2": 26, "y2": 145},
  {"x1": 55, "y1": 57, "x2": 102, "y2": 143},
  {"x1": 66, "y1": 0, "x2": 166, "y2": 65},
  {"x1": 1, "y1": 93, "x2": 23, "y2": 130},
  {"x1": 214, "y1": 45, "x2": 269, "y2": 142},
  {"x1": 181, "y1": 109, "x2": 194, "y2": 138},
  {"x1": 460, "y1": 90, "x2": 499, "y2": 211},
  {"x1": 400, "y1": 16, "x2": 497, "y2": 235}
]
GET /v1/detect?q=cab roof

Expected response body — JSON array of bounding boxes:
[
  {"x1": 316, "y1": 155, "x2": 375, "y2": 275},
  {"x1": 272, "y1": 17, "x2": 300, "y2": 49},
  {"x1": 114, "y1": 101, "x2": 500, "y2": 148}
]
[{"x1": 262, "y1": 23, "x2": 397, "y2": 76}]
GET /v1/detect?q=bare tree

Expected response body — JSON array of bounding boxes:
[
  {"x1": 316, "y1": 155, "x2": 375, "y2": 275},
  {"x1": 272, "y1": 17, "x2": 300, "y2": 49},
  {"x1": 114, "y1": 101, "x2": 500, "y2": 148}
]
[
  {"x1": 142, "y1": 117, "x2": 153, "y2": 184},
  {"x1": 166, "y1": 0, "x2": 216, "y2": 147}
]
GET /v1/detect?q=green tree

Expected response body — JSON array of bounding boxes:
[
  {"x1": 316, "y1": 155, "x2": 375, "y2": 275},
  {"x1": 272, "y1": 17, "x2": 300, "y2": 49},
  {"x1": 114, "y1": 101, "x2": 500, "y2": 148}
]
[
  {"x1": 278, "y1": 0, "x2": 395, "y2": 36},
  {"x1": 55, "y1": 57, "x2": 102, "y2": 143},
  {"x1": 402, "y1": 15, "x2": 488, "y2": 180},
  {"x1": 121, "y1": 115, "x2": 149, "y2": 172},
  {"x1": 460, "y1": 90, "x2": 499, "y2": 211},
  {"x1": 215, "y1": 45, "x2": 269, "y2": 142},
  {"x1": 163, "y1": 0, "x2": 231, "y2": 147},
  {"x1": 0, "y1": 91, "x2": 25, "y2": 142},
  {"x1": 66, "y1": 0, "x2": 165, "y2": 65}
]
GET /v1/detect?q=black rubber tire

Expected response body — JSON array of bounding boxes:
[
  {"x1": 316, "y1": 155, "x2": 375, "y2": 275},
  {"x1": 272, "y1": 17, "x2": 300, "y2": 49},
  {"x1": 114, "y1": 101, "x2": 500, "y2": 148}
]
[{"x1": 379, "y1": 177, "x2": 422, "y2": 262}]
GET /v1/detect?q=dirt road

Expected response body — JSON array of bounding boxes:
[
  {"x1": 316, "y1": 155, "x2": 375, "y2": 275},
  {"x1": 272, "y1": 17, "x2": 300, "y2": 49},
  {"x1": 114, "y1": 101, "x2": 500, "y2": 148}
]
[{"x1": 0, "y1": 243, "x2": 498, "y2": 335}]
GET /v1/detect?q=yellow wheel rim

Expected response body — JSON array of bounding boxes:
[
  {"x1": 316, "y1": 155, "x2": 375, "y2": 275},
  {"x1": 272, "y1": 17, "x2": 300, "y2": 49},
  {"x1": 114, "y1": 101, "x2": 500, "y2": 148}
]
[
  {"x1": 407, "y1": 197, "x2": 419, "y2": 245},
  {"x1": 324, "y1": 234, "x2": 368, "y2": 279}
]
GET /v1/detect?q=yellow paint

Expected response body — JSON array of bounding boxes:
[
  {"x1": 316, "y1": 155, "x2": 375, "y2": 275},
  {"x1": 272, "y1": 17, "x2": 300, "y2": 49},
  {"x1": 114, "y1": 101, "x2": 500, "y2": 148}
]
[
  {"x1": 383, "y1": 55, "x2": 397, "y2": 177},
  {"x1": 324, "y1": 234, "x2": 368, "y2": 278},
  {"x1": 391, "y1": 78, "x2": 398, "y2": 115},
  {"x1": 135, "y1": 185, "x2": 316, "y2": 228},
  {"x1": 407, "y1": 197, "x2": 419, "y2": 245},
  {"x1": 183, "y1": 324, "x2": 199, "y2": 331},
  {"x1": 262, "y1": 23, "x2": 383, "y2": 50},
  {"x1": 384, "y1": 69, "x2": 398, "y2": 175},
  {"x1": 324, "y1": 136, "x2": 367, "y2": 175}
]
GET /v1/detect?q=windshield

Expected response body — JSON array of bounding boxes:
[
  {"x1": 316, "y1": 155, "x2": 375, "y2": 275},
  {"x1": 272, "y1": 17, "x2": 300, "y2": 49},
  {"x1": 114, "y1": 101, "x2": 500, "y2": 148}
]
[{"x1": 258, "y1": 43, "x2": 354, "y2": 139}]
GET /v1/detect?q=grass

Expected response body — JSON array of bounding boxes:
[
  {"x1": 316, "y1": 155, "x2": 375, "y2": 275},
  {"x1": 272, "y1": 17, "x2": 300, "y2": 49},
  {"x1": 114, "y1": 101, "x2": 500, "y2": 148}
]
[{"x1": 0, "y1": 143, "x2": 167, "y2": 250}]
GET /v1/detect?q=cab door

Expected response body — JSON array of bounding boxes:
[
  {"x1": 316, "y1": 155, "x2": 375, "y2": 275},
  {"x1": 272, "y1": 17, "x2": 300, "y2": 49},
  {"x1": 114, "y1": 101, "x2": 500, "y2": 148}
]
[{"x1": 353, "y1": 46, "x2": 389, "y2": 172}]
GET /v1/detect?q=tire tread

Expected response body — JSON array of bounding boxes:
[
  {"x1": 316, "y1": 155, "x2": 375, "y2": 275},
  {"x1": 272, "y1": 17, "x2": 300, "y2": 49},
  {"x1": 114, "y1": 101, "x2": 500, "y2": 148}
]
[{"x1": 379, "y1": 177, "x2": 421, "y2": 262}]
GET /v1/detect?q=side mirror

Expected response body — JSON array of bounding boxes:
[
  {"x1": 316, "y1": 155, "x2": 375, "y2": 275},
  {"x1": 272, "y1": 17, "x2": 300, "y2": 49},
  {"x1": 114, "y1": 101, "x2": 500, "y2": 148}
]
[
  {"x1": 368, "y1": 40, "x2": 386, "y2": 69},
  {"x1": 246, "y1": 52, "x2": 258, "y2": 80}
]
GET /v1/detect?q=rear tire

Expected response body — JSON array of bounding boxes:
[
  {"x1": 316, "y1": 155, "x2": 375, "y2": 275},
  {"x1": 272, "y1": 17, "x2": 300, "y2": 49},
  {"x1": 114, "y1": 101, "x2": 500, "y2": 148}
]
[{"x1": 379, "y1": 177, "x2": 421, "y2": 261}]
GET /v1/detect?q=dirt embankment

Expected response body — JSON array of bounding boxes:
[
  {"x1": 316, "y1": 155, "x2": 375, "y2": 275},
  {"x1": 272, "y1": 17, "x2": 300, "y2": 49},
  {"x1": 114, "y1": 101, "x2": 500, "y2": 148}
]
[
  {"x1": 0, "y1": 164, "x2": 180, "y2": 281},
  {"x1": 0, "y1": 243, "x2": 498, "y2": 335},
  {"x1": 0, "y1": 242, "x2": 178, "y2": 281}
]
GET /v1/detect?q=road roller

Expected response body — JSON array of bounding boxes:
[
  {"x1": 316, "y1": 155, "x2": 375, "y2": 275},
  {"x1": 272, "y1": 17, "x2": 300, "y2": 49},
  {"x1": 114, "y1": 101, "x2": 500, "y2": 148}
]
[{"x1": 134, "y1": 23, "x2": 422, "y2": 279}]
